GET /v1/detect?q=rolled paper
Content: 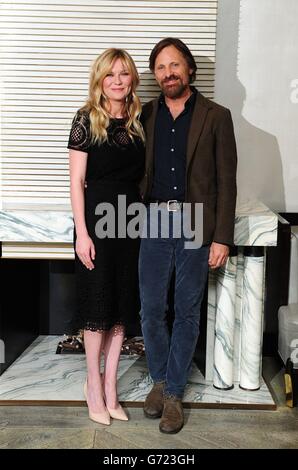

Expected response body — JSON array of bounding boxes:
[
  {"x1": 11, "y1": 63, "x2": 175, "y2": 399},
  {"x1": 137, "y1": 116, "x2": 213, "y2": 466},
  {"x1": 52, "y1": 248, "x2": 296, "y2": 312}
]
[
  {"x1": 240, "y1": 249, "x2": 265, "y2": 390},
  {"x1": 213, "y1": 254, "x2": 238, "y2": 389}
]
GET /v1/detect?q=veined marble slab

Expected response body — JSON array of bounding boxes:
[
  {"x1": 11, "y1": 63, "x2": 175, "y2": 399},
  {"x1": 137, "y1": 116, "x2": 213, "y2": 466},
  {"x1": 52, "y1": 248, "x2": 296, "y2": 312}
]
[
  {"x1": 0, "y1": 199, "x2": 278, "y2": 246},
  {"x1": 0, "y1": 210, "x2": 74, "y2": 243},
  {"x1": 234, "y1": 200, "x2": 279, "y2": 246},
  {"x1": 0, "y1": 336, "x2": 275, "y2": 408}
]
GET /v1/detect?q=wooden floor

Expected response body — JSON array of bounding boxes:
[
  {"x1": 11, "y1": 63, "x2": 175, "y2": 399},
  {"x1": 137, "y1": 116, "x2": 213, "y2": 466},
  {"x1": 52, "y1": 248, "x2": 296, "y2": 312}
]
[{"x1": 0, "y1": 357, "x2": 297, "y2": 449}]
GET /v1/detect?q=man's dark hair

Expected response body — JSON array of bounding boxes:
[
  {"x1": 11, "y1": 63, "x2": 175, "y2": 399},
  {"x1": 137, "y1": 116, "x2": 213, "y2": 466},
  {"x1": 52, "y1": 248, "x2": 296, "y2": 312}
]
[{"x1": 149, "y1": 37, "x2": 197, "y2": 83}]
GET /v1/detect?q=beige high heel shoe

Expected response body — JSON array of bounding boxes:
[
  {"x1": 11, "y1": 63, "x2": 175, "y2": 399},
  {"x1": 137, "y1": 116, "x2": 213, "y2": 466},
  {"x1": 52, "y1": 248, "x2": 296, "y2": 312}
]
[
  {"x1": 83, "y1": 380, "x2": 111, "y2": 425},
  {"x1": 106, "y1": 403, "x2": 129, "y2": 421},
  {"x1": 101, "y1": 374, "x2": 128, "y2": 421}
]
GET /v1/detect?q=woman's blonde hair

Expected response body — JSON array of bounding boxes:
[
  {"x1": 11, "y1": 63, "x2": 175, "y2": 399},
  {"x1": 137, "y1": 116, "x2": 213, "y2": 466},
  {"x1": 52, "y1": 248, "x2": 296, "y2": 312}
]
[{"x1": 80, "y1": 48, "x2": 144, "y2": 143}]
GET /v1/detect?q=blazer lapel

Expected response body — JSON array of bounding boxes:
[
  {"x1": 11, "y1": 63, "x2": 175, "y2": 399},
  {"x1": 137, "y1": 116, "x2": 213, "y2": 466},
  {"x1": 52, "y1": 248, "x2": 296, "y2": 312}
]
[
  {"x1": 145, "y1": 98, "x2": 159, "y2": 173},
  {"x1": 186, "y1": 92, "x2": 211, "y2": 171}
]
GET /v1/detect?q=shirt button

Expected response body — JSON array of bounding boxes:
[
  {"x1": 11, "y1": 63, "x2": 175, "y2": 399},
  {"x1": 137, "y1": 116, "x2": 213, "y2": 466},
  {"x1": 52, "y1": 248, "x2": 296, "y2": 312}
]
[
  {"x1": 171, "y1": 148, "x2": 174, "y2": 152},
  {"x1": 171, "y1": 167, "x2": 175, "y2": 171},
  {"x1": 173, "y1": 186, "x2": 177, "y2": 190}
]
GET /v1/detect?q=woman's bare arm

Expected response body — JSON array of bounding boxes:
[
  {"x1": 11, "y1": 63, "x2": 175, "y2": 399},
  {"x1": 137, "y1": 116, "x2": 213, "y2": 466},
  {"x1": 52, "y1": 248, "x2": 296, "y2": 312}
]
[{"x1": 69, "y1": 149, "x2": 95, "y2": 269}]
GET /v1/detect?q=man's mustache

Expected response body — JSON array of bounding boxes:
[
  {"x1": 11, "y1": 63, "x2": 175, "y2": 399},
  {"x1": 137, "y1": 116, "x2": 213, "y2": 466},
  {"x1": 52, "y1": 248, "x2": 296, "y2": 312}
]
[{"x1": 162, "y1": 75, "x2": 180, "y2": 85}]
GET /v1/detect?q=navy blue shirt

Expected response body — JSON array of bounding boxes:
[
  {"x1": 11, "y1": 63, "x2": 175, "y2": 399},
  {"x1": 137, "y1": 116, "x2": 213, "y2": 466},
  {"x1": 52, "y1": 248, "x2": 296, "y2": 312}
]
[{"x1": 150, "y1": 87, "x2": 197, "y2": 201}]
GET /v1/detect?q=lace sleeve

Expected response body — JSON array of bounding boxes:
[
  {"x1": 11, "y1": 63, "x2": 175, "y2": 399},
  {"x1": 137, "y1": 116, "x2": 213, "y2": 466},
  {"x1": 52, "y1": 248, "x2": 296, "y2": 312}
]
[{"x1": 67, "y1": 110, "x2": 91, "y2": 152}]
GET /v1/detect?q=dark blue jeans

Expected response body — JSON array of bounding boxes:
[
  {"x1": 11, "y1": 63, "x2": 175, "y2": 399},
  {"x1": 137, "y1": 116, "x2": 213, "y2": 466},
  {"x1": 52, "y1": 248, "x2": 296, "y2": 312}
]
[{"x1": 139, "y1": 205, "x2": 210, "y2": 398}]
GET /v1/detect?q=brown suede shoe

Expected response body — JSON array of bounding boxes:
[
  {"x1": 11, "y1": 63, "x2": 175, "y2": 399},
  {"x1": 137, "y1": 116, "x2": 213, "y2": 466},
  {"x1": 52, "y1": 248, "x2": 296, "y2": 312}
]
[
  {"x1": 143, "y1": 382, "x2": 165, "y2": 419},
  {"x1": 159, "y1": 395, "x2": 184, "y2": 434}
]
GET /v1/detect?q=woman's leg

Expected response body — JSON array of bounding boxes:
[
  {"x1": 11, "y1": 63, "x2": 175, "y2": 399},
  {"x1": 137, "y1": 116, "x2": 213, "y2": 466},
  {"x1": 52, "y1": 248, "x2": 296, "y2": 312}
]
[
  {"x1": 102, "y1": 324, "x2": 125, "y2": 409},
  {"x1": 84, "y1": 329, "x2": 107, "y2": 413}
]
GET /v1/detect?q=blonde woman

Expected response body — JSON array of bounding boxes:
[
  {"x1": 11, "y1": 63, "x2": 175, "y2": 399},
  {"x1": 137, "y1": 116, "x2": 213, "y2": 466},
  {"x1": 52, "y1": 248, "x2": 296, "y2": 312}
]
[{"x1": 67, "y1": 49, "x2": 145, "y2": 425}]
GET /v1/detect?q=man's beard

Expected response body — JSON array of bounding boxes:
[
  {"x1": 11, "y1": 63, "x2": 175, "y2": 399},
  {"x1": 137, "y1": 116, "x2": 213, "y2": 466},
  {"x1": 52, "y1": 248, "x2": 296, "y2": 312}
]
[{"x1": 160, "y1": 76, "x2": 188, "y2": 99}]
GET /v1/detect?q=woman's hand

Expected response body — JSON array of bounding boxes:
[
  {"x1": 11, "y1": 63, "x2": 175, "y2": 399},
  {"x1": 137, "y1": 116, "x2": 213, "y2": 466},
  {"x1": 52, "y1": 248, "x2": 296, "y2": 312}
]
[{"x1": 75, "y1": 235, "x2": 96, "y2": 270}]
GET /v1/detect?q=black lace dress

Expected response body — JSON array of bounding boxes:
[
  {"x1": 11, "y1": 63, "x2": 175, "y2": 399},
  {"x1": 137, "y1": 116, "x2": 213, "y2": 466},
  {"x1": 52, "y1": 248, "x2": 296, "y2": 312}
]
[{"x1": 67, "y1": 110, "x2": 145, "y2": 332}]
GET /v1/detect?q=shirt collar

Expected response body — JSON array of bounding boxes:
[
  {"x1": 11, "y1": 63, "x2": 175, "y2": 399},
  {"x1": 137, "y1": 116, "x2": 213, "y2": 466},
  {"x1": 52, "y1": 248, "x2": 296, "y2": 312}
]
[{"x1": 158, "y1": 85, "x2": 197, "y2": 108}]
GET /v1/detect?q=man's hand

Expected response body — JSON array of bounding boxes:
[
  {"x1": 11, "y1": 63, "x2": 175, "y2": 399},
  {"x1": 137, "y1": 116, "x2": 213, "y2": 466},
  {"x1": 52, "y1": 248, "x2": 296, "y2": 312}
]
[{"x1": 208, "y1": 242, "x2": 229, "y2": 269}]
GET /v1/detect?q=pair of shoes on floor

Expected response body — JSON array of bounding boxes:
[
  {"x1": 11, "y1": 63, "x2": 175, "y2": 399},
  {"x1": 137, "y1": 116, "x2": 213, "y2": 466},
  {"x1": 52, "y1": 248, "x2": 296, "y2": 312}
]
[
  {"x1": 84, "y1": 380, "x2": 128, "y2": 424},
  {"x1": 143, "y1": 384, "x2": 184, "y2": 434}
]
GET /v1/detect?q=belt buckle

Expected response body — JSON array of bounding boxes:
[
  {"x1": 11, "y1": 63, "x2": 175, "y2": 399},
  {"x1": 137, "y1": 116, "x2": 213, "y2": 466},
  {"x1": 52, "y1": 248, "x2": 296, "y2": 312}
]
[{"x1": 167, "y1": 199, "x2": 180, "y2": 212}]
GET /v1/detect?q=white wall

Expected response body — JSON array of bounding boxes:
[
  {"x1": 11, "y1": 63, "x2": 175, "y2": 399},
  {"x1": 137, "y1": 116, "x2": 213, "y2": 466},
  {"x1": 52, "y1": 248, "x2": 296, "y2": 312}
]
[
  {"x1": 0, "y1": 0, "x2": 217, "y2": 209},
  {"x1": 215, "y1": 0, "x2": 298, "y2": 212}
]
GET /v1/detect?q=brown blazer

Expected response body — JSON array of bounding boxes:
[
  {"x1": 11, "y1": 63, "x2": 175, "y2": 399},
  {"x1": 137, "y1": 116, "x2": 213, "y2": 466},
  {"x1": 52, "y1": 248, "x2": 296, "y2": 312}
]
[{"x1": 140, "y1": 91, "x2": 237, "y2": 246}]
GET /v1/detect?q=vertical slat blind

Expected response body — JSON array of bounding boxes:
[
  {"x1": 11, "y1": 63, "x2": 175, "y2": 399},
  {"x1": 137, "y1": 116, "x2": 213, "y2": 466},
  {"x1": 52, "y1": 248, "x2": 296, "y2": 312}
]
[{"x1": 0, "y1": 0, "x2": 217, "y2": 209}]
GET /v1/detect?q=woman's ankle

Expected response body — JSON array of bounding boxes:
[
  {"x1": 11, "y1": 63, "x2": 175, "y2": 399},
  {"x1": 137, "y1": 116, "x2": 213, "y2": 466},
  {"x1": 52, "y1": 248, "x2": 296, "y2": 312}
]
[
  {"x1": 103, "y1": 381, "x2": 118, "y2": 407},
  {"x1": 87, "y1": 373, "x2": 103, "y2": 388}
]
